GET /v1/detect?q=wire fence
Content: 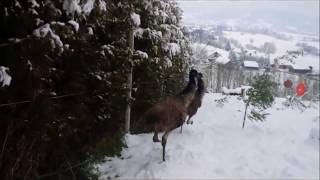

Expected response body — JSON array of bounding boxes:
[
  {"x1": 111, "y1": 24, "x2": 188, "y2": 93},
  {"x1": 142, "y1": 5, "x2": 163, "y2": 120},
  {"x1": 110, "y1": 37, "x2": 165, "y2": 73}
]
[{"x1": 0, "y1": 90, "x2": 109, "y2": 108}]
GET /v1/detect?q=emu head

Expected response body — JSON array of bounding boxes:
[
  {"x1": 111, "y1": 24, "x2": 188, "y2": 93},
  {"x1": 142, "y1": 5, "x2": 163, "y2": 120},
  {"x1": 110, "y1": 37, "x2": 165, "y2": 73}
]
[
  {"x1": 189, "y1": 69, "x2": 198, "y2": 87},
  {"x1": 196, "y1": 73, "x2": 205, "y2": 93}
]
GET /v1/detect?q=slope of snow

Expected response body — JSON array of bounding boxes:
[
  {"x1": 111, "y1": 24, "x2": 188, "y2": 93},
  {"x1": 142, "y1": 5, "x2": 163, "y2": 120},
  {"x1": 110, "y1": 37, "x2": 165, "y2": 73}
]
[
  {"x1": 224, "y1": 31, "x2": 297, "y2": 57},
  {"x1": 97, "y1": 93, "x2": 319, "y2": 179}
]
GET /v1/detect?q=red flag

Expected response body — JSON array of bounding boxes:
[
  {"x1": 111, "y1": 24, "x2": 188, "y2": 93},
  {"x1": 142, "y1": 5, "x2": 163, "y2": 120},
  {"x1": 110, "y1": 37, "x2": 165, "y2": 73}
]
[{"x1": 296, "y1": 83, "x2": 305, "y2": 96}]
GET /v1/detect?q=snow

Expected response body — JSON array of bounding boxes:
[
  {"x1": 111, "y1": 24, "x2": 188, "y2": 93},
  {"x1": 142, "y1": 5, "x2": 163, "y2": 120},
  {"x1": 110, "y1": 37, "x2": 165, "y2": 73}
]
[
  {"x1": 98, "y1": 0, "x2": 107, "y2": 11},
  {"x1": 28, "y1": 0, "x2": 40, "y2": 8},
  {"x1": 15, "y1": 0, "x2": 21, "y2": 8},
  {"x1": 166, "y1": 43, "x2": 181, "y2": 56},
  {"x1": 131, "y1": 13, "x2": 141, "y2": 27},
  {"x1": 27, "y1": 60, "x2": 33, "y2": 71},
  {"x1": 309, "y1": 128, "x2": 320, "y2": 140},
  {"x1": 82, "y1": 0, "x2": 95, "y2": 14},
  {"x1": 35, "y1": 18, "x2": 44, "y2": 26},
  {"x1": 135, "y1": 50, "x2": 148, "y2": 59},
  {"x1": 88, "y1": 27, "x2": 94, "y2": 35},
  {"x1": 97, "y1": 93, "x2": 319, "y2": 179},
  {"x1": 222, "y1": 85, "x2": 252, "y2": 95},
  {"x1": 68, "y1": 20, "x2": 79, "y2": 32},
  {"x1": 0, "y1": 66, "x2": 12, "y2": 87},
  {"x1": 51, "y1": 21, "x2": 66, "y2": 26},
  {"x1": 243, "y1": 60, "x2": 259, "y2": 68},
  {"x1": 4, "y1": 8, "x2": 8, "y2": 17},
  {"x1": 63, "y1": 0, "x2": 82, "y2": 15},
  {"x1": 222, "y1": 86, "x2": 242, "y2": 94},
  {"x1": 30, "y1": 8, "x2": 38, "y2": 15},
  {"x1": 134, "y1": 28, "x2": 144, "y2": 38},
  {"x1": 33, "y1": 24, "x2": 63, "y2": 48},
  {"x1": 165, "y1": 58, "x2": 173, "y2": 68}
]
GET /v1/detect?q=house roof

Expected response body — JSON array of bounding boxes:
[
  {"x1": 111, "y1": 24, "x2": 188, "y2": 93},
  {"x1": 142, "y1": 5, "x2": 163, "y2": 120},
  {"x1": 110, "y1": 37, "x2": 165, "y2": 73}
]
[{"x1": 243, "y1": 61, "x2": 259, "y2": 68}]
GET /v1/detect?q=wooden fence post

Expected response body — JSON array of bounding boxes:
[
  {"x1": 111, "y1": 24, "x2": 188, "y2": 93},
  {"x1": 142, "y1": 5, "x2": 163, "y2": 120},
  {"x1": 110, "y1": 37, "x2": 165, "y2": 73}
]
[{"x1": 125, "y1": 28, "x2": 134, "y2": 133}]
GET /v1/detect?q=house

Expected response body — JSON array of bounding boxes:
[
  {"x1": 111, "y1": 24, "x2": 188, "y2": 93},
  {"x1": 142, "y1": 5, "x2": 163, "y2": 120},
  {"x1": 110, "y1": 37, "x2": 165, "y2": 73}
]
[
  {"x1": 208, "y1": 50, "x2": 230, "y2": 65},
  {"x1": 291, "y1": 68, "x2": 312, "y2": 74},
  {"x1": 243, "y1": 61, "x2": 259, "y2": 70},
  {"x1": 290, "y1": 65, "x2": 312, "y2": 74},
  {"x1": 270, "y1": 58, "x2": 293, "y2": 72},
  {"x1": 271, "y1": 61, "x2": 313, "y2": 74}
]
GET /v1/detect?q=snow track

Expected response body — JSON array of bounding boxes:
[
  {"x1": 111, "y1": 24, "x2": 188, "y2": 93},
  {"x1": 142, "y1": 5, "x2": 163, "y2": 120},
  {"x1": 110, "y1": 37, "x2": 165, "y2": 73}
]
[{"x1": 97, "y1": 93, "x2": 319, "y2": 179}]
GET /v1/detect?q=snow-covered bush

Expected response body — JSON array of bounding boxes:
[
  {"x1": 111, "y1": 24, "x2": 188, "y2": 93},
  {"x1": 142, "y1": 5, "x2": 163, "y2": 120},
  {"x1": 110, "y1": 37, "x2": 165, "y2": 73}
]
[
  {"x1": 283, "y1": 95, "x2": 308, "y2": 112},
  {"x1": 0, "y1": 0, "x2": 191, "y2": 178}
]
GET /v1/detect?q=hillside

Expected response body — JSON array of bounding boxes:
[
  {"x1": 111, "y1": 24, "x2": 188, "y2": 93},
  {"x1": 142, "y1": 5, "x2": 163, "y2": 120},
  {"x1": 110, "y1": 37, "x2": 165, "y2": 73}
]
[{"x1": 189, "y1": 26, "x2": 319, "y2": 72}]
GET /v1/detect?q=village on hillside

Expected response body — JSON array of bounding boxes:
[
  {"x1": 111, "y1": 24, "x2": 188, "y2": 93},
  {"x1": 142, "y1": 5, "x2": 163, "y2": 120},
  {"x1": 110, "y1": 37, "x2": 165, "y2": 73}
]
[{"x1": 188, "y1": 25, "x2": 319, "y2": 77}]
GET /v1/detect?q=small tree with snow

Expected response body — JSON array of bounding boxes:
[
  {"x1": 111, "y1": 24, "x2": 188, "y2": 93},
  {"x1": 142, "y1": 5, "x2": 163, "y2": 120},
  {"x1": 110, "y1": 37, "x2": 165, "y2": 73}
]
[{"x1": 242, "y1": 74, "x2": 275, "y2": 128}]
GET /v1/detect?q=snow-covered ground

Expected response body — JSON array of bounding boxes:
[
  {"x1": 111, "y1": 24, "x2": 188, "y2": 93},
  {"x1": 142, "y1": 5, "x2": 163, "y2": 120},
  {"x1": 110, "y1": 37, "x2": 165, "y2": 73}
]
[{"x1": 97, "y1": 93, "x2": 319, "y2": 179}]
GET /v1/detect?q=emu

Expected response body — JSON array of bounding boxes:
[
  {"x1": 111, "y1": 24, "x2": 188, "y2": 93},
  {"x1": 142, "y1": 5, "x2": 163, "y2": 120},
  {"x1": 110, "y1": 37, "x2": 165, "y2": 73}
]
[
  {"x1": 144, "y1": 69, "x2": 198, "y2": 161},
  {"x1": 180, "y1": 73, "x2": 205, "y2": 133}
]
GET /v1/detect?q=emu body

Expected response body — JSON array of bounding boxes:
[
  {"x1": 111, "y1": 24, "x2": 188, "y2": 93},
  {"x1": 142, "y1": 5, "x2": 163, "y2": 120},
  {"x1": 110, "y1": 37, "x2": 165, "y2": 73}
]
[{"x1": 143, "y1": 70, "x2": 198, "y2": 161}]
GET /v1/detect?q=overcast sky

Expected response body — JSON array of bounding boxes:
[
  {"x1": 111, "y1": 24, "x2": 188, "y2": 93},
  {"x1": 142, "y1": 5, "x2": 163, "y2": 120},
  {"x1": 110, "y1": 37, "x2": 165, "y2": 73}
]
[{"x1": 177, "y1": 0, "x2": 319, "y2": 35}]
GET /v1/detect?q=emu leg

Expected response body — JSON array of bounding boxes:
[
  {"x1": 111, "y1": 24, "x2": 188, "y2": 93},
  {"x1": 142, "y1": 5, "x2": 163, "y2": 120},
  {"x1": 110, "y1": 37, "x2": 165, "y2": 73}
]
[
  {"x1": 153, "y1": 132, "x2": 160, "y2": 142},
  {"x1": 186, "y1": 116, "x2": 191, "y2": 124},
  {"x1": 180, "y1": 123, "x2": 183, "y2": 134},
  {"x1": 162, "y1": 130, "x2": 170, "y2": 161}
]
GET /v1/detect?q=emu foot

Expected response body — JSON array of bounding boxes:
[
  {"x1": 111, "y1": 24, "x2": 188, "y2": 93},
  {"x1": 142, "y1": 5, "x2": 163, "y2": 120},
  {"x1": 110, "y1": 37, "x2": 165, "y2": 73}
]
[
  {"x1": 187, "y1": 120, "x2": 193, "y2": 125},
  {"x1": 153, "y1": 135, "x2": 160, "y2": 142},
  {"x1": 180, "y1": 124, "x2": 183, "y2": 134}
]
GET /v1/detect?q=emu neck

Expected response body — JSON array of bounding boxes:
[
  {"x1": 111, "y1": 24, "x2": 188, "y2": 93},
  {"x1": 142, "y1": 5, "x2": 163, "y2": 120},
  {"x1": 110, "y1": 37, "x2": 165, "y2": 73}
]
[
  {"x1": 178, "y1": 77, "x2": 197, "y2": 107},
  {"x1": 179, "y1": 77, "x2": 197, "y2": 95},
  {"x1": 196, "y1": 79, "x2": 205, "y2": 97}
]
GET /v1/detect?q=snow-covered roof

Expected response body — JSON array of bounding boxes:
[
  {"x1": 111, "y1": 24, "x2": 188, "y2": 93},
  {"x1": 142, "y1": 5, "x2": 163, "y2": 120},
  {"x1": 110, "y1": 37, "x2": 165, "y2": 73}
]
[{"x1": 243, "y1": 61, "x2": 259, "y2": 68}]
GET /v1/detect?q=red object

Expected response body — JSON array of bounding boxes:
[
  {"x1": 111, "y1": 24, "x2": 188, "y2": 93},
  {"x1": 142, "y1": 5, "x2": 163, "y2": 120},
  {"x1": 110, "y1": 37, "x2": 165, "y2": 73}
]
[
  {"x1": 284, "y1": 79, "x2": 293, "y2": 88},
  {"x1": 296, "y1": 83, "x2": 306, "y2": 96}
]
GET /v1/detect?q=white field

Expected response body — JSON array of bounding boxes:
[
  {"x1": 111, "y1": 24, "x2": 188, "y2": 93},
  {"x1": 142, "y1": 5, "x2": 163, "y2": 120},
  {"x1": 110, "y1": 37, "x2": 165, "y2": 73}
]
[{"x1": 97, "y1": 93, "x2": 319, "y2": 179}]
